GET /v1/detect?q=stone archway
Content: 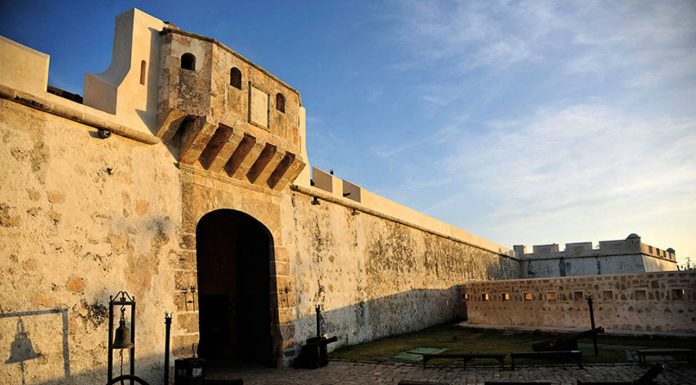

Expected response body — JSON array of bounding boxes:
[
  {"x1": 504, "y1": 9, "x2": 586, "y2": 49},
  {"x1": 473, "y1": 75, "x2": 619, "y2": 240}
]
[{"x1": 196, "y1": 209, "x2": 278, "y2": 366}]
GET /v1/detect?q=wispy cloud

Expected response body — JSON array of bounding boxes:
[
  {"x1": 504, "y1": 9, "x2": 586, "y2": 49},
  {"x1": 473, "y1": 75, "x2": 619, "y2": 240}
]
[
  {"x1": 375, "y1": 0, "x2": 696, "y2": 260},
  {"x1": 422, "y1": 103, "x2": 696, "y2": 257},
  {"x1": 448, "y1": 104, "x2": 696, "y2": 217},
  {"x1": 391, "y1": 1, "x2": 547, "y2": 71},
  {"x1": 370, "y1": 113, "x2": 470, "y2": 158}
]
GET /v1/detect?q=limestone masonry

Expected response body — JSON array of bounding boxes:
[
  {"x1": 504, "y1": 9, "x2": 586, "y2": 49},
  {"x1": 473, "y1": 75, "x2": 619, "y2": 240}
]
[
  {"x1": 461, "y1": 271, "x2": 696, "y2": 334},
  {"x1": 0, "y1": 8, "x2": 688, "y2": 385},
  {"x1": 515, "y1": 233, "x2": 677, "y2": 278}
]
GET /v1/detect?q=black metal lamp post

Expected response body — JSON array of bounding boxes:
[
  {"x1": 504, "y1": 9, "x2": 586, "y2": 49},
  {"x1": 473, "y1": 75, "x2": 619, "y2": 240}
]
[
  {"x1": 586, "y1": 295, "x2": 599, "y2": 356},
  {"x1": 108, "y1": 291, "x2": 136, "y2": 384},
  {"x1": 164, "y1": 313, "x2": 172, "y2": 385}
]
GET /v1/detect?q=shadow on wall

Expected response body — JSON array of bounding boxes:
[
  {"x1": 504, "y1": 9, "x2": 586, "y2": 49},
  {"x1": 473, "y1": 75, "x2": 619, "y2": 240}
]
[
  {"x1": 0, "y1": 310, "x2": 163, "y2": 385},
  {"x1": 488, "y1": 255, "x2": 521, "y2": 281},
  {"x1": 0, "y1": 309, "x2": 70, "y2": 385},
  {"x1": 291, "y1": 286, "x2": 468, "y2": 352},
  {"x1": 17, "y1": 354, "x2": 165, "y2": 385},
  {"x1": 137, "y1": 26, "x2": 165, "y2": 136},
  {"x1": 2, "y1": 285, "x2": 490, "y2": 384}
]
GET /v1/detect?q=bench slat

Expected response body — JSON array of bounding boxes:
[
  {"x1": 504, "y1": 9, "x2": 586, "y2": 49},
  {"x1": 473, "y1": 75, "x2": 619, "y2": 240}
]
[
  {"x1": 637, "y1": 348, "x2": 695, "y2": 367},
  {"x1": 510, "y1": 350, "x2": 583, "y2": 370},
  {"x1": 422, "y1": 352, "x2": 507, "y2": 369}
]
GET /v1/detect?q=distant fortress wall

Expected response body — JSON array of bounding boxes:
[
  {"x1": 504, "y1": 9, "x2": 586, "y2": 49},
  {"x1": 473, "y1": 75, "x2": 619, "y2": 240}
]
[
  {"x1": 514, "y1": 234, "x2": 677, "y2": 278},
  {"x1": 460, "y1": 271, "x2": 696, "y2": 335}
]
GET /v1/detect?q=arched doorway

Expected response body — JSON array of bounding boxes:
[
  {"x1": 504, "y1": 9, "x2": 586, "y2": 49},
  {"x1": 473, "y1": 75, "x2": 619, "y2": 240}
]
[{"x1": 196, "y1": 209, "x2": 278, "y2": 366}]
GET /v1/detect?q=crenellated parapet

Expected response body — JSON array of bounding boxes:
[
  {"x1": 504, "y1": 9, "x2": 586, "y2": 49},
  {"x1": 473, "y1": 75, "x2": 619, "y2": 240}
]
[
  {"x1": 515, "y1": 234, "x2": 676, "y2": 262},
  {"x1": 515, "y1": 234, "x2": 677, "y2": 278}
]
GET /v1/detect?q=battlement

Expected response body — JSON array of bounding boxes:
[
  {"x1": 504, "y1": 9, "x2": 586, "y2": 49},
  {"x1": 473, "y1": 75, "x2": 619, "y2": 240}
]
[
  {"x1": 515, "y1": 234, "x2": 676, "y2": 262},
  {"x1": 515, "y1": 234, "x2": 677, "y2": 278}
]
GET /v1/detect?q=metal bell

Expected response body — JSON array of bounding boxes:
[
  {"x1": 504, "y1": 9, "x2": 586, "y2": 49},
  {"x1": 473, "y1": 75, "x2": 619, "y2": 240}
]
[
  {"x1": 112, "y1": 317, "x2": 133, "y2": 349},
  {"x1": 5, "y1": 320, "x2": 40, "y2": 364}
]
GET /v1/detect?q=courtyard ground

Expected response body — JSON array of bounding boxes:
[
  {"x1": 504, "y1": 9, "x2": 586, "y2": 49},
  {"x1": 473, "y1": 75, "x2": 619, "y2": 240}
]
[
  {"x1": 207, "y1": 324, "x2": 696, "y2": 384},
  {"x1": 329, "y1": 324, "x2": 696, "y2": 365},
  {"x1": 208, "y1": 360, "x2": 696, "y2": 385}
]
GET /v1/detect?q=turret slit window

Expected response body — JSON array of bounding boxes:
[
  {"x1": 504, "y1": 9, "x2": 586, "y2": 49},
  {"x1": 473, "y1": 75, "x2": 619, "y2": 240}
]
[
  {"x1": 139, "y1": 60, "x2": 147, "y2": 85},
  {"x1": 275, "y1": 93, "x2": 285, "y2": 113},
  {"x1": 181, "y1": 53, "x2": 196, "y2": 71},
  {"x1": 230, "y1": 67, "x2": 242, "y2": 89}
]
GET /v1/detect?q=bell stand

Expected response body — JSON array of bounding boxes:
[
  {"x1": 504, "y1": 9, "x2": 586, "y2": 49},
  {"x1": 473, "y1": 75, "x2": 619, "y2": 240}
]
[{"x1": 107, "y1": 291, "x2": 136, "y2": 384}]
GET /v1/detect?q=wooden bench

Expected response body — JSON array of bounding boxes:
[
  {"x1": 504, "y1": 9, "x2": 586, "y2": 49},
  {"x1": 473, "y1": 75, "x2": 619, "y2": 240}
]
[
  {"x1": 577, "y1": 363, "x2": 664, "y2": 385},
  {"x1": 637, "y1": 348, "x2": 695, "y2": 367},
  {"x1": 510, "y1": 350, "x2": 583, "y2": 370},
  {"x1": 422, "y1": 352, "x2": 506, "y2": 369}
]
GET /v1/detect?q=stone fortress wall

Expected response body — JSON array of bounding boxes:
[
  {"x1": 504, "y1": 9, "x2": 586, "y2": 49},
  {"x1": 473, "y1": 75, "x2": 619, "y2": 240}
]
[
  {"x1": 0, "y1": 8, "x2": 686, "y2": 385},
  {"x1": 0, "y1": 97, "x2": 183, "y2": 384},
  {"x1": 515, "y1": 234, "x2": 677, "y2": 278},
  {"x1": 460, "y1": 271, "x2": 696, "y2": 334},
  {"x1": 0, "y1": 8, "x2": 519, "y2": 384},
  {"x1": 282, "y1": 180, "x2": 520, "y2": 353}
]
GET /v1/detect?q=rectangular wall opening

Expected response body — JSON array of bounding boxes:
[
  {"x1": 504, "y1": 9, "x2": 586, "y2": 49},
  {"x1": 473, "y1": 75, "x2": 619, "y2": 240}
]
[
  {"x1": 671, "y1": 289, "x2": 685, "y2": 300},
  {"x1": 635, "y1": 289, "x2": 647, "y2": 300}
]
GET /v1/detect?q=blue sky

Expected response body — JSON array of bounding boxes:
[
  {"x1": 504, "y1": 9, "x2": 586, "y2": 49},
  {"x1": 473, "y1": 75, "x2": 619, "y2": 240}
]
[{"x1": 1, "y1": 1, "x2": 695, "y2": 263}]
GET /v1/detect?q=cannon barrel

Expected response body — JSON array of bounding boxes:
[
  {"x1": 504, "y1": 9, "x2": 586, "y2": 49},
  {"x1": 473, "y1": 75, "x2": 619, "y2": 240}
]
[
  {"x1": 293, "y1": 336, "x2": 338, "y2": 369},
  {"x1": 532, "y1": 327, "x2": 604, "y2": 352}
]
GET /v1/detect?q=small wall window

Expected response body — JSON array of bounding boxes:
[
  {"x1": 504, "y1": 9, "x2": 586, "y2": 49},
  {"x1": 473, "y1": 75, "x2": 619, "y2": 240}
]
[
  {"x1": 230, "y1": 67, "x2": 242, "y2": 89},
  {"x1": 602, "y1": 290, "x2": 613, "y2": 301},
  {"x1": 671, "y1": 289, "x2": 685, "y2": 300},
  {"x1": 139, "y1": 60, "x2": 147, "y2": 85},
  {"x1": 573, "y1": 291, "x2": 584, "y2": 301},
  {"x1": 635, "y1": 289, "x2": 647, "y2": 300},
  {"x1": 276, "y1": 93, "x2": 285, "y2": 113},
  {"x1": 502, "y1": 292, "x2": 510, "y2": 301},
  {"x1": 181, "y1": 53, "x2": 196, "y2": 70},
  {"x1": 547, "y1": 291, "x2": 557, "y2": 301},
  {"x1": 464, "y1": 293, "x2": 470, "y2": 301},
  {"x1": 482, "y1": 293, "x2": 490, "y2": 301},
  {"x1": 523, "y1": 292, "x2": 533, "y2": 301}
]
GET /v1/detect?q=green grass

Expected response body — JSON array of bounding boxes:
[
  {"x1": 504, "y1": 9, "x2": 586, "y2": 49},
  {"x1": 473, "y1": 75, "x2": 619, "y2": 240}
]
[{"x1": 329, "y1": 324, "x2": 696, "y2": 366}]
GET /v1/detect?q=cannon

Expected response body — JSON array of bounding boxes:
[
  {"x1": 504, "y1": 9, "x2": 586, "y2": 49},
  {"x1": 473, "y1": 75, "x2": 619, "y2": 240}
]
[
  {"x1": 294, "y1": 335, "x2": 339, "y2": 369},
  {"x1": 531, "y1": 327, "x2": 604, "y2": 352},
  {"x1": 293, "y1": 305, "x2": 338, "y2": 369}
]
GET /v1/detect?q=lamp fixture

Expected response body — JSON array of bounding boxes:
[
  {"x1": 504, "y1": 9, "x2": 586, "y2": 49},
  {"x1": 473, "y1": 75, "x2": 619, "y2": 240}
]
[{"x1": 98, "y1": 129, "x2": 112, "y2": 139}]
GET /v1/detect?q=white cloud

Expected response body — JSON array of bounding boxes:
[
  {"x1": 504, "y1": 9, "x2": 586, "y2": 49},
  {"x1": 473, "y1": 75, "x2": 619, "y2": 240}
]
[
  {"x1": 436, "y1": 103, "x2": 696, "y2": 260},
  {"x1": 392, "y1": 1, "x2": 550, "y2": 71},
  {"x1": 391, "y1": 0, "x2": 696, "y2": 93},
  {"x1": 364, "y1": 1, "x2": 696, "y2": 262},
  {"x1": 452, "y1": 104, "x2": 696, "y2": 210}
]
